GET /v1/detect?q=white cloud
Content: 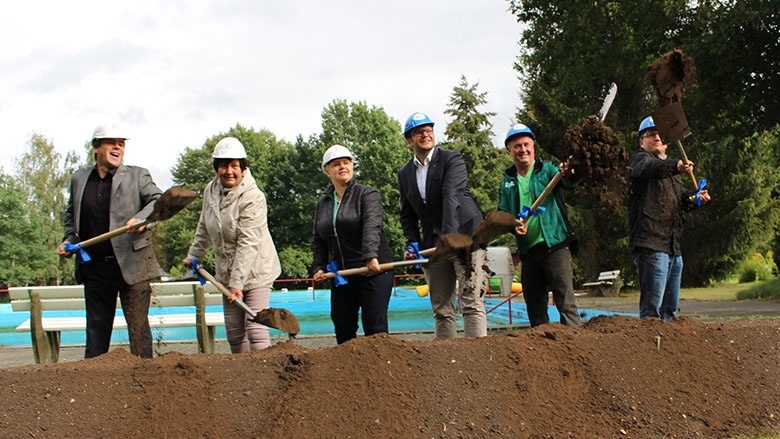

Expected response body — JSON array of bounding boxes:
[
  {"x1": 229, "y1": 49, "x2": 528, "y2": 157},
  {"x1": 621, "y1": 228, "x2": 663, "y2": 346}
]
[{"x1": 0, "y1": 0, "x2": 524, "y2": 189}]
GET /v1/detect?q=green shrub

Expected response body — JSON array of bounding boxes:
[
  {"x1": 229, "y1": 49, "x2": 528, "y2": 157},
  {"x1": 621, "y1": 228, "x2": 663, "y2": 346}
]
[
  {"x1": 738, "y1": 252, "x2": 776, "y2": 283},
  {"x1": 736, "y1": 278, "x2": 780, "y2": 300}
]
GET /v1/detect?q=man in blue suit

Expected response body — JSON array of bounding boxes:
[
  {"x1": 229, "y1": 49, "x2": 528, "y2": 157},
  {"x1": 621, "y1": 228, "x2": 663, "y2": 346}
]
[
  {"x1": 57, "y1": 122, "x2": 163, "y2": 359},
  {"x1": 398, "y1": 112, "x2": 486, "y2": 339}
]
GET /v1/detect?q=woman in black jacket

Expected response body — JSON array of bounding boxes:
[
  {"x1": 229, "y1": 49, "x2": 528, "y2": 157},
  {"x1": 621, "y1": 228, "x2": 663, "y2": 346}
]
[{"x1": 312, "y1": 145, "x2": 394, "y2": 344}]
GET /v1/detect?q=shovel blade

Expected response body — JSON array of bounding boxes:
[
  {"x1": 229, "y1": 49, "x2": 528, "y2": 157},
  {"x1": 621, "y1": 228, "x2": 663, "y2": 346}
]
[
  {"x1": 147, "y1": 186, "x2": 200, "y2": 223},
  {"x1": 471, "y1": 211, "x2": 518, "y2": 249},
  {"x1": 254, "y1": 307, "x2": 300, "y2": 338},
  {"x1": 652, "y1": 101, "x2": 691, "y2": 145}
]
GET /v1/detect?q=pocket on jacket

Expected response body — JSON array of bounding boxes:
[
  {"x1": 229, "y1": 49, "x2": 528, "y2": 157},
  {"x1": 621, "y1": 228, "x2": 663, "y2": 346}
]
[{"x1": 132, "y1": 236, "x2": 152, "y2": 251}]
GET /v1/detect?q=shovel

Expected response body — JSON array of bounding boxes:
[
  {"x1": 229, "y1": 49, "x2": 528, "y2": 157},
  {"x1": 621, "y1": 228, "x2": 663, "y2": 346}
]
[
  {"x1": 417, "y1": 211, "x2": 519, "y2": 259},
  {"x1": 77, "y1": 185, "x2": 200, "y2": 249},
  {"x1": 515, "y1": 82, "x2": 618, "y2": 225},
  {"x1": 652, "y1": 101, "x2": 698, "y2": 187},
  {"x1": 323, "y1": 258, "x2": 429, "y2": 279},
  {"x1": 194, "y1": 264, "x2": 300, "y2": 338}
]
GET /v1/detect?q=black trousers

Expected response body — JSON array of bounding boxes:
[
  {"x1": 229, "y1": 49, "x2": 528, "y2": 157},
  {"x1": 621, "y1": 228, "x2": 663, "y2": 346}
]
[
  {"x1": 330, "y1": 270, "x2": 393, "y2": 344},
  {"x1": 520, "y1": 244, "x2": 581, "y2": 327},
  {"x1": 81, "y1": 257, "x2": 153, "y2": 358}
]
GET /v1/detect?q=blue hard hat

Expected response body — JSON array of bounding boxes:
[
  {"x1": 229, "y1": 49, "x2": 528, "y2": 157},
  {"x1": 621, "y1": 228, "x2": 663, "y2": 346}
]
[
  {"x1": 504, "y1": 123, "x2": 536, "y2": 147},
  {"x1": 638, "y1": 116, "x2": 655, "y2": 137},
  {"x1": 403, "y1": 112, "x2": 434, "y2": 137}
]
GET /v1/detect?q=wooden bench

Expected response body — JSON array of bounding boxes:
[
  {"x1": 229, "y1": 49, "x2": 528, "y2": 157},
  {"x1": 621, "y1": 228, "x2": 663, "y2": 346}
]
[
  {"x1": 9, "y1": 282, "x2": 226, "y2": 364},
  {"x1": 581, "y1": 270, "x2": 622, "y2": 297}
]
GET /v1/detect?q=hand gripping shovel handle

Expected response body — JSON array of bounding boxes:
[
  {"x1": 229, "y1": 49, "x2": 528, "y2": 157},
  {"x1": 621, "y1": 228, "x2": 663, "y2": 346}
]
[
  {"x1": 324, "y1": 258, "x2": 428, "y2": 278},
  {"x1": 675, "y1": 139, "x2": 698, "y2": 188},
  {"x1": 519, "y1": 83, "x2": 617, "y2": 225},
  {"x1": 196, "y1": 267, "x2": 256, "y2": 316},
  {"x1": 75, "y1": 186, "x2": 199, "y2": 249},
  {"x1": 76, "y1": 220, "x2": 151, "y2": 249},
  {"x1": 195, "y1": 266, "x2": 300, "y2": 337}
]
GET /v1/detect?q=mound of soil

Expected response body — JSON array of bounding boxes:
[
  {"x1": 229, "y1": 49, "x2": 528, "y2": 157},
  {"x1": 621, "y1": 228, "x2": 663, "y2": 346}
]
[{"x1": 1, "y1": 316, "x2": 778, "y2": 438}]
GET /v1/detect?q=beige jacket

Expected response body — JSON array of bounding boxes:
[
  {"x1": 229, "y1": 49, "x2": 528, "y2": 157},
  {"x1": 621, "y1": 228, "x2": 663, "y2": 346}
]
[{"x1": 186, "y1": 169, "x2": 281, "y2": 291}]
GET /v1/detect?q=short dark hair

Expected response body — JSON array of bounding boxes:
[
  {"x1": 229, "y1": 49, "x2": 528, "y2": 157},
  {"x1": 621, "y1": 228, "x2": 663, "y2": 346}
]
[{"x1": 212, "y1": 158, "x2": 248, "y2": 172}]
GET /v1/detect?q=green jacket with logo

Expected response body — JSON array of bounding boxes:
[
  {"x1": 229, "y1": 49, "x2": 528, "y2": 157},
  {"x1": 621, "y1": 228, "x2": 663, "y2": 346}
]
[{"x1": 498, "y1": 160, "x2": 577, "y2": 257}]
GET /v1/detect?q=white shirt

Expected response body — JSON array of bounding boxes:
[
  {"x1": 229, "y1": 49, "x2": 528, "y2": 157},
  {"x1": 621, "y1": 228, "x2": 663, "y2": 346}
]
[{"x1": 413, "y1": 147, "x2": 436, "y2": 204}]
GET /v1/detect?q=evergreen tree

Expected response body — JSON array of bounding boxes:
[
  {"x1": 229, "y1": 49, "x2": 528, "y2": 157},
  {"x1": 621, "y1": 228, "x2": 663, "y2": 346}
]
[{"x1": 441, "y1": 75, "x2": 510, "y2": 213}]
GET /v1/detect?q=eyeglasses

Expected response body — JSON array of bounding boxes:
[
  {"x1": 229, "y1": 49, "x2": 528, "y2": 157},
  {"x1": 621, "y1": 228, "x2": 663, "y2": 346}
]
[
  {"x1": 413, "y1": 128, "x2": 433, "y2": 138},
  {"x1": 641, "y1": 131, "x2": 660, "y2": 139}
]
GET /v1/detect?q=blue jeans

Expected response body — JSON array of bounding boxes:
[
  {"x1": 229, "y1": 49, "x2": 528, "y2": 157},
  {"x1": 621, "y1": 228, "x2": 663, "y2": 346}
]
[{"x1": 633, "y1": 250, "x2": 683, "y2": 321}]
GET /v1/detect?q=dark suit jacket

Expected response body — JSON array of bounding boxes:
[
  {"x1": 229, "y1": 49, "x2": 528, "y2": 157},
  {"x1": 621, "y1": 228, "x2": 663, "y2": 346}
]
[
  {"x1": 63, "y1": 165, "x2": 163, "y2": 285},
  {"x1": 398, "y1": 147, "x2": 483, "y2": 249}
]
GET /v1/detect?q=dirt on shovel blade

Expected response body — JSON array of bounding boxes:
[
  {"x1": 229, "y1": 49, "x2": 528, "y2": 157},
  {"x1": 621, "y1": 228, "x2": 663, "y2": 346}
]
[
  {"x1": 646, "y1": 48, "x2": 696, "y2": 106},
  {"x1": 147, "y1": 186, "x2": 200, "y2": 222},
  {"x1": 471, "y1": 211, "x2": 517, "y2": 249},
  {"x1": 431, "y1": 233, "x2": 473, "y2": 263},
  {"x1": 562, "y1": 115, "x2": 627, "y2": 214},
  {"x1": 255, "y1": 308, "x2": 300, "y2": 337}
]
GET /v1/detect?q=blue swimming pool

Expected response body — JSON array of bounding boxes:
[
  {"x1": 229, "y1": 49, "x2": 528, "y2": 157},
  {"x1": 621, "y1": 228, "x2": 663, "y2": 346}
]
[{"x1": 0, "y1": 288, "x2": 634, "y2": 346}]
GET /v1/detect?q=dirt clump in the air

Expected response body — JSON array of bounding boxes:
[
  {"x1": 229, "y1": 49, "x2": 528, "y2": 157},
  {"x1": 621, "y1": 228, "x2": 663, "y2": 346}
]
[
  {"x1": 561, "y1": 115, "x2": 628, "y2": 213},
  {"x1": 646, "y1": 48, "x2": 697, "y2": 106},
  {"x1": 1, "y1": 316, "x2": 778, "y2": 438}
]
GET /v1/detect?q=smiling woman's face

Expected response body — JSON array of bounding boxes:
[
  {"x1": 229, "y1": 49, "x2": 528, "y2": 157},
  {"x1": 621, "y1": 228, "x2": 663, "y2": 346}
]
[
  {"x1": 217, "y1": 159, "x2": 245, "y2": 188},
  {"x1": 324, "y1": 157, "x2": 354, "y2": 185}
]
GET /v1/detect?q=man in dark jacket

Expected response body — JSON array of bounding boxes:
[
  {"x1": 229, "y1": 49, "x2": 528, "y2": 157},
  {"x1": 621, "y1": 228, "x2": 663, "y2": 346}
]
[
  {"x1": 57, "y1": 122, "x2": 163, "y2": 359},
  {"x1": 498, "y1": 123, "x2": 581, "y2": 327},
  {"x1": 628, "y1": 116, "x2": 710, "y2": 320},
  {"x1": 398, "y1": 112, "x2": 485, "y2": 339}
]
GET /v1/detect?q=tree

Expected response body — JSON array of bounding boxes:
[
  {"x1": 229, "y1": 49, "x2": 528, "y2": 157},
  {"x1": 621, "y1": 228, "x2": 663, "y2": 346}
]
[
  {"x1": 318, "y1": 100, "x2": 410, "y2": 253},
  {"x1": 508, "y1": 0, "x2": 780, "y2": 286},
  {"x1": 441, "y1": 75, "x2": 511, "y2": 213},
  {"x1": 0, "y1": 173, "x2": 55, "y2": 286},
  {"x1": 12, "y1": 134, "x2": 82, "y2": 285}
]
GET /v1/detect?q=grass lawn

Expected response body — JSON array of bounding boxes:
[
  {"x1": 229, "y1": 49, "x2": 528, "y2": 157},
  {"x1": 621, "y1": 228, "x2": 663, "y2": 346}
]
[{"x1": 618, "y1": 279, "x2": 779, "y2": 302}]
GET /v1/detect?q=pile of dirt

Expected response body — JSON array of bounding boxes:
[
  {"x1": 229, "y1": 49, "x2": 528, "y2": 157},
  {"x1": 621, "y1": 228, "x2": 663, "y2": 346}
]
[{"x1": 1, "y1": 316, "x2": 778, "y2": 438}]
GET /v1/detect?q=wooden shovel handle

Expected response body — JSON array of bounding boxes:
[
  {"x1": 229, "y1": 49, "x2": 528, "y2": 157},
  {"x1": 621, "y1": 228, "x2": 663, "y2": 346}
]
[
  {"x1": 674, "y1": 140, "x2": 698, "y2": 187},
  {"x1": 517, "y1": 158, "x2": 569, "y2": 225},
  {"x1": 76, "y1": 219, "x2": 149, "y2": 249},
  {"x1": 324, "y1": 259, "x2": 428, "y2": 279},
  {"x1": 196, "y1": 267, "x2": 255, "y2": 317}
]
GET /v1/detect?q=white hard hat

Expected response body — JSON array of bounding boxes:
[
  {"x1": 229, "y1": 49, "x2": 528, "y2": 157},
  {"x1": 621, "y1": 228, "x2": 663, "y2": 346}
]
[
  {"x1": 321, "y1": 144, "x2": 354, "y2": 171},
  {"x1": 212, "y1": 137, "x2": 246, "y2": 159},
  {"x1": 92, "y1": 122, "x2": 129, "y2": 141}
]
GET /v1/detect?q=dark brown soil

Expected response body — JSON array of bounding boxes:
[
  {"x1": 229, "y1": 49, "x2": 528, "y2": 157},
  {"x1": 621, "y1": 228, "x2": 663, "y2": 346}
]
[
  {"x1": 148, "y1": 185, "x2": 199, "y2": 222},
  {"x1": 646, "y1": 48, "x2": 697, "y2": 107},
  {"x1": 1, "y1": 316, "x2": 779, "y2": 438},
  {"x1": 561, "y1": 115, "x2": 628, "y2": 213}
]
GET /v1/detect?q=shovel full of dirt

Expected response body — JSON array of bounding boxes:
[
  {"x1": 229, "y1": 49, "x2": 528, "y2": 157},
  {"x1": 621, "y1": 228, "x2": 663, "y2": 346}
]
[
  {"x1": 76, "y1": 185, "x2": 200, "y2": 249},
  {"x1": 646, "y1": 48, "x2": 701, "y2": 189},
  {"x1": 191, "y1": 261, "x2": 300, "y2": 338}
]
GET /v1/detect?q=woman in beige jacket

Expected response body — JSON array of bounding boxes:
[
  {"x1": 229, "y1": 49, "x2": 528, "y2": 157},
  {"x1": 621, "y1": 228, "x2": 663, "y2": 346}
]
[{"x1": 183, "y1": 137, "x2": 281, "y2": 352}]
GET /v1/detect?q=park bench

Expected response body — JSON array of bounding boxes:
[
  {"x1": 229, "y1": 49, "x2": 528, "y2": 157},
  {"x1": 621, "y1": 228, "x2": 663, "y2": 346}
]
[
  {"x1": 581, "y1": 270, "x2": 622, "y2": 297},
  {"x1": 9, "y1": 281, "x2": 226, "y2": 364}
]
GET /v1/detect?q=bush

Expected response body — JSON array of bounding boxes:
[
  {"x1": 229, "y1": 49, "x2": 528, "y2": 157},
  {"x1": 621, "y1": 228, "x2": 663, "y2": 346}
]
[
  {"x1": 736, "y1": 278, "x2": 780, "y2": 300},
  {"x1": 737, "y1": 252, "x2": 776, "y2": 283}
]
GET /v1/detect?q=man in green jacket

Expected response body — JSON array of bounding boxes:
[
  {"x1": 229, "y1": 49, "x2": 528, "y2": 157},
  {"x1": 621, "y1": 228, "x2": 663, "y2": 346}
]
[{"x1": 498, "y1": 123, "x2": 581, "y2": 327}]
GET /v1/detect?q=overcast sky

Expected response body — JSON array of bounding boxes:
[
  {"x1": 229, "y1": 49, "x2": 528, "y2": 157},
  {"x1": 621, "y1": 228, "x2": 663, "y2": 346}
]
[{"x1": 0, "y1": 0, "x2": 524, "y2": 189}]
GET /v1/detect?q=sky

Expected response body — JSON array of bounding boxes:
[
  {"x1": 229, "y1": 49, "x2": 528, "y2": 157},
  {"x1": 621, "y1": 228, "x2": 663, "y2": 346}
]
[{"x1": 0, "y1": 0, "x2": 524, "y2": 190}]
